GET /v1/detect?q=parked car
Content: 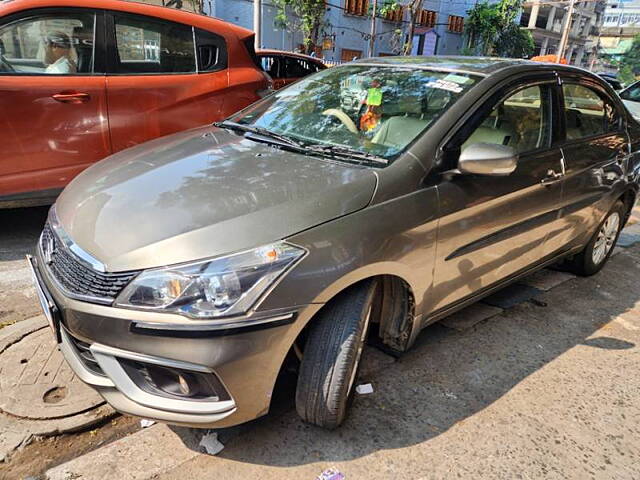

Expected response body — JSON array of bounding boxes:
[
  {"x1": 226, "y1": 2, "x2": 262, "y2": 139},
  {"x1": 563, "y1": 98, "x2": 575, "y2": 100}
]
[
  {"x1": 258, "y1": 49, "x2": 325, "y2": 89},
  {"x1": 598, "y1": 73, "x2": 624, "y2": 91},
  {"x1": 620, "y1": 80, "x2": 640, "y2": 121},
  {"x1": 30, "y1": 57, "x2": 640, "y2": 430},
  {"x1": 0, "y1": 0, "x2": 270, "y2": 208}
]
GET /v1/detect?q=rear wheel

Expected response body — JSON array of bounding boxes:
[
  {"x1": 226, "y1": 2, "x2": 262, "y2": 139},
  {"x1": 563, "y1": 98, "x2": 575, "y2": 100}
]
[
  {"x1": 295, "y1": 280, "x2": 377, "y2": 429},
  {"x1": 566, "y1": 200, "x2": 625, "y2": 276}
]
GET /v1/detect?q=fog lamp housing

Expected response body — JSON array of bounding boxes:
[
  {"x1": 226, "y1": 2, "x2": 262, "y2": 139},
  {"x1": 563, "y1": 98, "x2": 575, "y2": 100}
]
[{"x1": 119, "y1": 359, "x2": 230, "y2": 402}]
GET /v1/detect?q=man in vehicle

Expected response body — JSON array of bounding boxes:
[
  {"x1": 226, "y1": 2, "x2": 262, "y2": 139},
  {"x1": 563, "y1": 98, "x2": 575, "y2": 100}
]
[{"x1": 44, "y1": 31, "x2": 77, "y2": 74}]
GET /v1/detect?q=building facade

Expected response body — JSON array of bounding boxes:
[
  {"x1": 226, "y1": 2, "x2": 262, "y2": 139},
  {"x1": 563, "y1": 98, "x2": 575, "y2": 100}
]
[
  {"x1": 599, "y1": 0, "x2": 640, "y2": 66},
  {"x1": 519, "y1": 0, "x2": 606, "y2": 67},
  {"x1": 141, "y1": 0, "x2": 479, "y2": 60}
]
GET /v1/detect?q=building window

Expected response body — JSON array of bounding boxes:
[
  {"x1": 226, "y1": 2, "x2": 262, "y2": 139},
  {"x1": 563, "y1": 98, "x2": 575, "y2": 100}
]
[
  {"x1": 341, "y1": 48, "x2": 362, "y2": 62},
  {"x1": 447, "y1": 15, "x2": 464, "y2": 33},
  {"x1": 385, "y1": 6, "x2": 404, "y2": 22},
  {"x1": 418, "y1": 10, "x2": 437, "y2": 27},
  {"x1": 345, "y1": 0, "x2": 369, "y2": 16}
]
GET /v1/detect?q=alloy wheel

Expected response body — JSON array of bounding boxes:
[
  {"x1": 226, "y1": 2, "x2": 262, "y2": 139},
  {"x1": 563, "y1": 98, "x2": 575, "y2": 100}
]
[{"x1": 592, "y1": 212, "x2": 620, "y2": 265}]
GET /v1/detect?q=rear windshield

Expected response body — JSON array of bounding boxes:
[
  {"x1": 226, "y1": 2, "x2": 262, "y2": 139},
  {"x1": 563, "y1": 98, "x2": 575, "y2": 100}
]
[{"x1": 230, "y1": 65, "x2": 480, "y2": 160}]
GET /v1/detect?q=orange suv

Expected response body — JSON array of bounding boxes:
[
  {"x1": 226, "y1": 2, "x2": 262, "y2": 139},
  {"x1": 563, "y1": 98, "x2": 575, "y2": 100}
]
[{"x1": 0, "y1": 0, "x2": 270, "y2": 207}]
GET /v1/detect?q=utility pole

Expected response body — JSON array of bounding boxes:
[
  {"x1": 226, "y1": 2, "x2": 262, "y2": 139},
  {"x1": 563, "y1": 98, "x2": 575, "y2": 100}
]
[
  {"x1": 254, "y1": 0, "x2": 261, "y2": 50},
  {"x1": 556, "y1": 0, "x2": 576, "y2": 63},
  {"x1": 369, "y1": 0, "x2": 378, "y2": 57}
]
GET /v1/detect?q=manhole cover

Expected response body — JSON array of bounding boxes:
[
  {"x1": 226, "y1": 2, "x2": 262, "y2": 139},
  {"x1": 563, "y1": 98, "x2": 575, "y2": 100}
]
[{"x1": 0, "y1": 327, "x2": 104, "y2": 419}]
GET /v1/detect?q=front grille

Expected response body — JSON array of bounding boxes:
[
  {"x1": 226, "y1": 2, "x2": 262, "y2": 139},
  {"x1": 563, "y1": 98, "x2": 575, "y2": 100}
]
[
  {"x1": 41, "y1": 223, "x2": 138, "y2": 303},
  {"x1": 66, "y1": 330, "x2": 105, "y2": 376}
]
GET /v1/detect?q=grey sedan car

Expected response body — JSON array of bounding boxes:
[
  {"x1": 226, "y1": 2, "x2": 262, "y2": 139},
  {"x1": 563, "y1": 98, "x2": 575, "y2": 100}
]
[{"x1": 30, "y1": 57, "x2": 640, "y2": 430}]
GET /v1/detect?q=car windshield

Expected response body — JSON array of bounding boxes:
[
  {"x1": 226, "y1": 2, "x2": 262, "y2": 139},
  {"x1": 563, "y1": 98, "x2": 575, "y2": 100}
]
[{"x1": 229, "y1": 65, "x2": 480, "y2": 163}]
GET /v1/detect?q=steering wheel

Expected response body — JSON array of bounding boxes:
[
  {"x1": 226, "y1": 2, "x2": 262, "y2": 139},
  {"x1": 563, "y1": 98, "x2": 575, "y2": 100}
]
[
  {"x1": 322, "y1": 108, "x2": 359, "y2": 134},
  {"x1": 0, "y1": 54, "x2": 14, "y2": 73}
]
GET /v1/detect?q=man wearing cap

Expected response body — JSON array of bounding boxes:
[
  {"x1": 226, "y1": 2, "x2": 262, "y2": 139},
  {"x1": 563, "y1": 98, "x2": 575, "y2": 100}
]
[{"x1": 44, "y1": 31, "x2": 77, "y2": 74}]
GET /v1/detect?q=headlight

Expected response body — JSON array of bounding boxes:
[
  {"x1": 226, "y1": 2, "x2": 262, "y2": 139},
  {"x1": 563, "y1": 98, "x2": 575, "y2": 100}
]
[{"x1": 114, "y1": 243, "x2": 305, "y2": 318}]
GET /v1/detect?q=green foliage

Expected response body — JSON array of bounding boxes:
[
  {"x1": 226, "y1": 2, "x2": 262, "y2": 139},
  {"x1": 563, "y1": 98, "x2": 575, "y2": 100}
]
[
  {"x1": 618, "y1": 64, "x2": 636, "y2": 85},
  {"x1": 272, "y1": 0, "x2": 326, "y2": 52},
  {"x1": 465, "y1": 0, "x2": 533, "y2": 58},
  {"x1": 494, "y1": 24, "x2": 534, "y2": 57},
  {"x1": 620, "y1": 34, "x2": 640, "y2": 79},
  {"x1": 376, "y1": 0, "x2": 402, "y2": 18}
]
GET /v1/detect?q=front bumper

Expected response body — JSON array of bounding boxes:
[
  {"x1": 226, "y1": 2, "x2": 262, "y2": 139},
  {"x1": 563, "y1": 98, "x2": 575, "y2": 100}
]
[{"x1": 32, "y1": 251, "x2": 322, "y2": 428}]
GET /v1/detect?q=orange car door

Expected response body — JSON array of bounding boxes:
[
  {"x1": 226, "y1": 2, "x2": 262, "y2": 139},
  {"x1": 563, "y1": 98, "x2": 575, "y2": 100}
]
[
  {"x1": 0, "y1": 8, "x2": 110, "y2": 201},
  {"x1": 105, "y1": 12, "x2": 228, "y2": 152}
]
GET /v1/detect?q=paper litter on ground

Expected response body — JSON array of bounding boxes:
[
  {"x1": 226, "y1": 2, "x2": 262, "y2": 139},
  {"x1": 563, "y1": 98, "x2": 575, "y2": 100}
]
[
  {"x1": 355, "y1": 383, "x2": 374, "y2": 394},
  {"x1": 199, "y1": 431, "x2": 225, "y2": 455},
  {"x1": 140, "y1": 419, "x2": 156, "y2": 428}
]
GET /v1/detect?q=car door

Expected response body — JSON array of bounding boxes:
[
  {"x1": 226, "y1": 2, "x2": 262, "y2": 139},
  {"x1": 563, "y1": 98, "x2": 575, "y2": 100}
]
[
  {"x1": 105, "y1": 11, "x2": 228, "y2": 152},
  {"x1": 620, "y1": 81, "x2": 640, "y2": 121},
  {"x1": 553, "y1": 77, "x2": 629, "y2": 251},
  {"x1": 428, "y1": 76, "x2": 566, "y2": 313},
  {"x1": 0, "y1": 8, "x2": 109, "y2": 201}
]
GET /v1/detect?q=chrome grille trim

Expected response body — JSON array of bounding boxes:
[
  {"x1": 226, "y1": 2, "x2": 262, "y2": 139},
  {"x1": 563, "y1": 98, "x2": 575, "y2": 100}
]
[{"x1": 39, "y1": 221, "x2": 139, "y2": 305}]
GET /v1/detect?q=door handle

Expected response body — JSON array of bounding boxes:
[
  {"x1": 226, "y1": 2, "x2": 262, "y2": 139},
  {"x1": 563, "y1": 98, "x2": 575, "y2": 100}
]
[
  {"x1": 541, "y1": 169, "x2": 564, "y2": 186},
  {"x1": 52, "y1": 92, "x2": 91, "y2": 104}
]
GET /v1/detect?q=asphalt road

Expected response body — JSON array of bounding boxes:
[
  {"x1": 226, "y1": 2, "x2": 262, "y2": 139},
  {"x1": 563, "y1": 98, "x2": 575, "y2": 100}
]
[{"x1": 0, "y1": 206, "x2": 48, "y2": 327}]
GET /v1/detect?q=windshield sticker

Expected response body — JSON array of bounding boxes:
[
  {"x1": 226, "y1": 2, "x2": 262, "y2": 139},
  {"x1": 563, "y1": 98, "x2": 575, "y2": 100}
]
[
  {"x1": 426, "y1": 80, "x2": 463, "y2": 93},
  {"x1": 443, "y1": 74, "x2": 474, "y2": 85}
]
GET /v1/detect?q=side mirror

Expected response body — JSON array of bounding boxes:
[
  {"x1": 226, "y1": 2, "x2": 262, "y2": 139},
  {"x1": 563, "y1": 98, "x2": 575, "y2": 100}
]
[{"x1": 458, "y1": 143, "x2": 518, "y2": 176}]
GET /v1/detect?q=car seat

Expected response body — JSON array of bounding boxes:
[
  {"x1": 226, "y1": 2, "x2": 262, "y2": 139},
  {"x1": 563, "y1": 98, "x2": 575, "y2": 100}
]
[
  {"x1": 72, "y1": 26, "x2": 93, "y2": 73},
  {"x1": 462, "y1": 106, "x2": 516, "y2": 150},
  {"x1": 371, "y1": 95, "x2": 429, "y2": 147}
]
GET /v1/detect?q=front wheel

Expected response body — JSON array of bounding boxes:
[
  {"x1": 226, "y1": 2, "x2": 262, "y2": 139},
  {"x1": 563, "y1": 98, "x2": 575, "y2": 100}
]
[
  {"x1": 295, "y1": 280, "x2": 377, "y2": 429},
  {"x1": 566, "y1": 200, "x2": 625, "y2": 276}
]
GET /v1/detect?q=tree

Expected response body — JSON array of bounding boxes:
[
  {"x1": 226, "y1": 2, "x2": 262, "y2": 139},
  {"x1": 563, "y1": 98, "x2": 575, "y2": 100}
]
[
  {"x1": 619, "y1": 34, "x2": 640, "y2": 82},
  {"x1": 465, "y1": 0, "x2": 533, "y2": 58},
  {"x1": 272, "y1": 0, "x2": 327, "y2": 53},
  {"x1": 402, "y1": 0, "x2": 425, "y2": 55}
]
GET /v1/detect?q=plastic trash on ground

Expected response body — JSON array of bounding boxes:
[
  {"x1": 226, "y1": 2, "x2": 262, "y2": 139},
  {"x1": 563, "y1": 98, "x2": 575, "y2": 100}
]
[
  {"x1": 355, "y1": 383, "x2": 373, "y2": 395},
  {"x1": 140, "y1": 419, "x2": 156, "y2": 428},
  {"x1": 316, "y1": 467, "x2": 345, "y2": 480},
  {"x1": 199, "y1": 431, "x2": 225, "y2": 455}
]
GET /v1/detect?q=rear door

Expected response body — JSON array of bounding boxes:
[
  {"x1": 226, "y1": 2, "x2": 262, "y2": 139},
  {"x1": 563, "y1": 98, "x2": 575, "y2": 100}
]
[
  {"x1": 105, "y1": 11, "x2": 228, "y2": 152},
  {"x1": 429, "y1": 75, "x2": 566, "y2": 313},
  {"x1": 0, "y1": 8, "x2": 109, "y2": 201},
  {"x1": 554, "y1": 77, "x2": 629, "y2": 251}
]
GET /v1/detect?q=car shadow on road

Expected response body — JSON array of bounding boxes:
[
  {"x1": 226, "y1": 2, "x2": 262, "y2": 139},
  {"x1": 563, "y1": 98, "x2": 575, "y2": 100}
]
[
  {"x1": 0, "y1": 206, "x2": 48, "y2": 261},
  {"x1": 171, "y1": 245, "x2": 639, "y2": 467}
]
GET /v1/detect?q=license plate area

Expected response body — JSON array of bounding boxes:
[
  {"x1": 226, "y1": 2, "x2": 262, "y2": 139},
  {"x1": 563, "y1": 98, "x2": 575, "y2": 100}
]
[{"x1": 26, "y1": 254, "x2": 62, "y2": 343}]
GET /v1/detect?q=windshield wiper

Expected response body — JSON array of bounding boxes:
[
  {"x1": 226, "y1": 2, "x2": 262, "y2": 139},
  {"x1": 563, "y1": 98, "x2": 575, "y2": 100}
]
[
  {"x1": 213, "y1": 121, "x2": 303, "y2": 149},
  {"x1": 305, "y1": 143, "x2": 389, "y2": 166}
]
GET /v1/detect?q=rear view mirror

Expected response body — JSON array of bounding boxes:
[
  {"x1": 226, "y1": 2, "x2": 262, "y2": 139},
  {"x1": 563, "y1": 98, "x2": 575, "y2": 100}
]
[{"x1": 458, "y1": 143, "x2": 518, "y2": 176}]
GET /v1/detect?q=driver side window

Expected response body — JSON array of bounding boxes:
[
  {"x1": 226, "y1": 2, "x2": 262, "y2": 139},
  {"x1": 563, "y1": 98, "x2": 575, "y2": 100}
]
[
  {"x1": 0, "y1": 11, "x2": 95, "y2": 75},
  {"x1": 462, "y1": 85, "x2": 552, "y2": 155}
]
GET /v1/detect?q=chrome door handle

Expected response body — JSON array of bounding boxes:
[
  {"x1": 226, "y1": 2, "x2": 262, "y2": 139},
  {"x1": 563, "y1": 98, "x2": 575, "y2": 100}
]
[
  {"x1": 541, "y1": 169, "x2": 564, "y2": 185},
  {"x1": 52, "y1": 92, "x2": 91, "y2": 104}
]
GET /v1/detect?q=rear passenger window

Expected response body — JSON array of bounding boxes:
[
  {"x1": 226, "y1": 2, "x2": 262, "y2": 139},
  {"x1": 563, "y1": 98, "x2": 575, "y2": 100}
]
[
  {"x1": 463, "y1": 85, "x2": 551, "y2": 154},
  {"x1": 112, "y1": 14, "x2": 195, "y2": 74},
  {"x1": 283, "y1": 56, "x2": 317, "y2": 78},
  {"x1": 195, "y1": 28, "x2": 226, "y2": 72},
  {"x1": 563, "y1": 84, "x2": 620, "y2": 140}
]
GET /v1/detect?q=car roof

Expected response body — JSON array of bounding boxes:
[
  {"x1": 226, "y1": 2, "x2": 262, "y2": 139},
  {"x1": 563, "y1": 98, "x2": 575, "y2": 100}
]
[
  {"x1": 0, "y1": 0, "x2": 254, "y2": 38},
  {"x1": 350, "y1": 55, "x2": 592, "y2": 77},
  {"x1": 257, "y1": 49, "x2": 325, "y2": 64}
]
